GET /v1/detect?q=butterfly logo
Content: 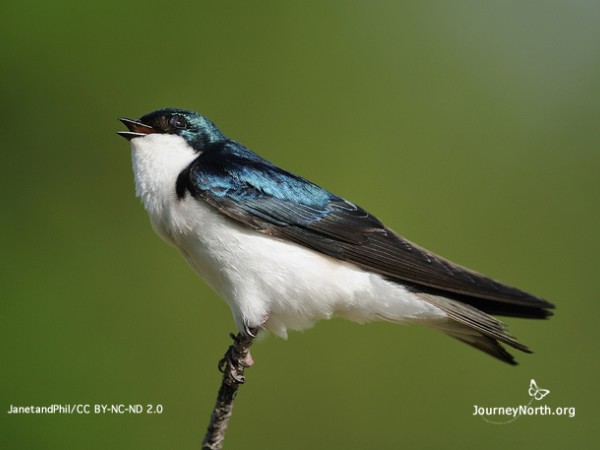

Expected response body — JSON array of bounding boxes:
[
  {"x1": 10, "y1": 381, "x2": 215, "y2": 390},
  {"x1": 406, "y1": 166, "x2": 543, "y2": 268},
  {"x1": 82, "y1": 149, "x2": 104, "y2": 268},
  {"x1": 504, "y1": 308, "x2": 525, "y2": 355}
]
[{"x1": 528, "y1": 379, "x2": 550, "y2": 400}]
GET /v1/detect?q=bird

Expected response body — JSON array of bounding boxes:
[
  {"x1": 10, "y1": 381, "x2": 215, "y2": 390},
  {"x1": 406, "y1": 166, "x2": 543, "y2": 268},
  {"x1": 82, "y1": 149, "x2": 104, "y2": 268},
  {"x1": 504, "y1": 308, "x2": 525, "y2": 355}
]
[{"x1": 118, "y1": 108, "x2": 554, "y2": 365}]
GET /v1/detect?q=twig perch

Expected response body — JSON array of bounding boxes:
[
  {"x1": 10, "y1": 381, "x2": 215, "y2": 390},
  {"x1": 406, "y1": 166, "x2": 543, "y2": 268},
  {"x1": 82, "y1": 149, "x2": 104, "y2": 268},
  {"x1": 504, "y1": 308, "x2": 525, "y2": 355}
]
[{"x1": 202, "y1": 330, "x2": 256, "y2": 450}]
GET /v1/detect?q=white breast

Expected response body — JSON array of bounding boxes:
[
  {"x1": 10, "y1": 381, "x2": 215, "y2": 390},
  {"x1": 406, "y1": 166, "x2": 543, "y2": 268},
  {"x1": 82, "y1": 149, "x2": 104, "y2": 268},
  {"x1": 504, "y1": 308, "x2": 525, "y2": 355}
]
[{"x1": 130, "y1": 134, "x2": 446, "y2": 336}]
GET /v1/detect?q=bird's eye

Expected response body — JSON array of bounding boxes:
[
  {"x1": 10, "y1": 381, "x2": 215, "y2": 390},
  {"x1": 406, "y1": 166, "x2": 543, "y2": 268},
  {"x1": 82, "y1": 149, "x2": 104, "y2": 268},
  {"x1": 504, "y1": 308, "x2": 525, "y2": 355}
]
[{"x1": 169, "y1": 115, "x2": 188, "y2": 129}]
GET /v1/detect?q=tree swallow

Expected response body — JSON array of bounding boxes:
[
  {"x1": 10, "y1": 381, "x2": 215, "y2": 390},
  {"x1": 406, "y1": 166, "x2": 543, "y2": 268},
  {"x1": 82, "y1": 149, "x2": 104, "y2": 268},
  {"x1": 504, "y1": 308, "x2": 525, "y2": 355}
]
[{"x1": 118, "y1": 108, "x2": 554, "y2": 365}]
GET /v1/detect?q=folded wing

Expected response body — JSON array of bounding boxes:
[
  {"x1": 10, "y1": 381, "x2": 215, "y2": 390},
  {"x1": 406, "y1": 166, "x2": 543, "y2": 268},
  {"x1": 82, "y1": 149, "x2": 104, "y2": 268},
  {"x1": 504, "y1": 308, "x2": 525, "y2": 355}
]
[{"x1": 180, "y1": 142, "x2": 554, "y2": 363}]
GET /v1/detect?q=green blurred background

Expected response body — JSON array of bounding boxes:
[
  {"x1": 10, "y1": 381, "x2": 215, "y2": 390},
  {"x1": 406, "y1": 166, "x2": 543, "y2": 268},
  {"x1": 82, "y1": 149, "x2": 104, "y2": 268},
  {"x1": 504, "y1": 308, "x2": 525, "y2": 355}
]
[{"x1": 2, "y1": 1, "x2": 599, "y2": 449}]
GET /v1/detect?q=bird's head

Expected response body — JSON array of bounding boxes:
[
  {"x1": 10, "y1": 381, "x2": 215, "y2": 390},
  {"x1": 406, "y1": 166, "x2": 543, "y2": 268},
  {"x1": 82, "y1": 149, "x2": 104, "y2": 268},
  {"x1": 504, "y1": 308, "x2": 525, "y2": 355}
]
[
  {"x1": 119, "y1": 109, "x2": 228, "y2": 205},
  {"x1": 118, "y1": 108, "x2": 225, "y2": 151}
]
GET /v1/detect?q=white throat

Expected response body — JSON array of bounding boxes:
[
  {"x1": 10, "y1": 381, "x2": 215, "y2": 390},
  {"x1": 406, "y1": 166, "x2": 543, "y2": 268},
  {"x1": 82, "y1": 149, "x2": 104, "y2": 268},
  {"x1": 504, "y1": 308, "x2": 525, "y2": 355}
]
[{"x1": 130, "y1": 134, "x2": 198, "y2": 216}]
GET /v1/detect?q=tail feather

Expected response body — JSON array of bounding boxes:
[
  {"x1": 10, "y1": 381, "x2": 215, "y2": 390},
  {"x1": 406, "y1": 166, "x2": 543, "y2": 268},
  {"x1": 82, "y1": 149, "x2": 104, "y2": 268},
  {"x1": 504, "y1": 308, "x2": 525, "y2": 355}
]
[
  {"x1": 420, "y1": 293, "x2": 532, "y2": 365},
  {"x1": 446, "y1": 328, "x2": 519, "y2": 365}
]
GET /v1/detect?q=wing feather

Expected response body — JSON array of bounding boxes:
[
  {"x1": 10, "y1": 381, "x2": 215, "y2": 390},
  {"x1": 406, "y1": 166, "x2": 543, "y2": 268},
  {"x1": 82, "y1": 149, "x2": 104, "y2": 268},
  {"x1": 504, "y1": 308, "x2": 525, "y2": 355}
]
[{"x1": 183, "y1": 142, "x2": 554, "y2": 319}]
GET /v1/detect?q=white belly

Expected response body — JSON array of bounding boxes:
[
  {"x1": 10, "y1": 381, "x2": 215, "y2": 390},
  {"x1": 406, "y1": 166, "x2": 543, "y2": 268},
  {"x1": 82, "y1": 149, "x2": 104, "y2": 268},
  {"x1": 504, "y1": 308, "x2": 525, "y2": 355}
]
[{"x1": 159, "y1": 196, "x2": 446, "y2": 337}]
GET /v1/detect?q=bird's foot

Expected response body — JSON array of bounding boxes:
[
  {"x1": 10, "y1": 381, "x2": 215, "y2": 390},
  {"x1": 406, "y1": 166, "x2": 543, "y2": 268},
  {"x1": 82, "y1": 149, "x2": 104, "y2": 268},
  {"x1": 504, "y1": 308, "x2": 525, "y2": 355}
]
[{"x1": 218, "y1": 330, "x2": 257, "y2": 384}]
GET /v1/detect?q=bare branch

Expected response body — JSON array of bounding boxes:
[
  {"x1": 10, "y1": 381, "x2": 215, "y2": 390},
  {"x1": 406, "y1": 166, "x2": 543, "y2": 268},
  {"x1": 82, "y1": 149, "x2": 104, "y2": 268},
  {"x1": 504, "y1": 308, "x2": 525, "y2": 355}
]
[{"x1": 202, "y1": 330, "x2": 256, "y2": 450}]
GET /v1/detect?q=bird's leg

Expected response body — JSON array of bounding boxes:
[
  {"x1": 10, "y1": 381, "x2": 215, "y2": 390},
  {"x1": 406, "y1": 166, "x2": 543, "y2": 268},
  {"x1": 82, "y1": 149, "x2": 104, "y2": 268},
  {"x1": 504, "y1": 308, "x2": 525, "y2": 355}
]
[{"x1": 239, "y1": 324, "x2": 258, "y2": 367}]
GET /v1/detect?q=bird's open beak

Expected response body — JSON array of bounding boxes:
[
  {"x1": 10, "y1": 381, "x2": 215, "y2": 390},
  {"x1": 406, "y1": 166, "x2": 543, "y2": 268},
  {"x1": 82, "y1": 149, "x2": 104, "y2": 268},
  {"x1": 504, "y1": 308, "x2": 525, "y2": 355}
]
[{"x1": 117, "y1": 118, "x2": 157, "y2": 141}]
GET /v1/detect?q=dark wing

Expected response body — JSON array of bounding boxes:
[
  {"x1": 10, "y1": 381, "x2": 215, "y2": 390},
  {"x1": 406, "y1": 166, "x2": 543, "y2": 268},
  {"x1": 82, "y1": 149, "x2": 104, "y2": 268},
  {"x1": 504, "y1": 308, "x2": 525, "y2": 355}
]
[
  {"x1": 180, "y1": 142, "x2": 554, "y2": 364},
  {"x1": 181, "y1": 142, "x2": 554, "y2": 319}
]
